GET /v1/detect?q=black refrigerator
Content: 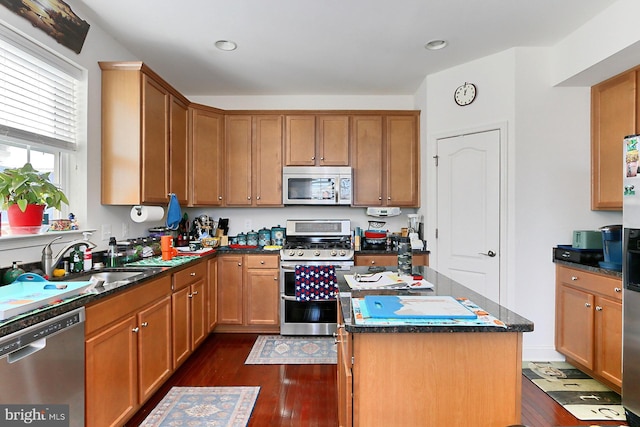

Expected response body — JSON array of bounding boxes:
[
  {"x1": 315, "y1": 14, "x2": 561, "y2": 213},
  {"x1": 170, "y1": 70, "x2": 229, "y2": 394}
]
[{"x1": 624, "y1": 228, "x2": 640, "y2": 426}]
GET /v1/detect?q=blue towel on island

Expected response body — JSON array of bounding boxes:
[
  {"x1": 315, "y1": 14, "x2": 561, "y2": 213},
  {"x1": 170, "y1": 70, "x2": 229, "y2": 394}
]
[{"x1": 166, "y1": 193, "x2": 182, "y2": 230}]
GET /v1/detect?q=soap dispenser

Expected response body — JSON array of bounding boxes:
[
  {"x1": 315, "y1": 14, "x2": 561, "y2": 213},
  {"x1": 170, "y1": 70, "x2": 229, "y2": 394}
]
[
  {"x1": 83, "y1": 232, "x2": 93, "y2": 271},
  {"x1": 2, "y1": 261, "x2": 25, "y2": 285}
]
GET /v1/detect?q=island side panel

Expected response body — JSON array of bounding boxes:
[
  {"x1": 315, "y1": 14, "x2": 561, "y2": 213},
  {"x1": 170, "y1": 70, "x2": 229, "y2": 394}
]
[{"x1": 352, "y1": 332, "x2": 522, "y2": 427}]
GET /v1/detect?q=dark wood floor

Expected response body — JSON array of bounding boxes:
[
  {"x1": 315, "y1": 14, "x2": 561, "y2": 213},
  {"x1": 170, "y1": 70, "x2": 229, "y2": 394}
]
[{"x1": 126, "y1": 333, "x2": 628, "y2": 427}]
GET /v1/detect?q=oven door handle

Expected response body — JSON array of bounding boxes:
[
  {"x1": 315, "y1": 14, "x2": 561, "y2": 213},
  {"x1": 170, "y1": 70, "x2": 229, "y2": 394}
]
[
  {"x1": 280, "y1": 265, "x2": 297, "y2": 271},
  {"x1": 281, "y1": 295, "x2": 298, "y2": 301}
]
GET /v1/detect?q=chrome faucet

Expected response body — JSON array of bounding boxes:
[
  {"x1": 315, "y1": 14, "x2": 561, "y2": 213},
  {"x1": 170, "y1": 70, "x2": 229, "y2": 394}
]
[{"x1": 42, "y1": 236, "x2": 97, "y2": 278}]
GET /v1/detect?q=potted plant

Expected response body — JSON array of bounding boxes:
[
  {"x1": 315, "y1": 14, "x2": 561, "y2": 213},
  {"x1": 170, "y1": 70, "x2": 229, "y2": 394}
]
[{"x1": 0, "y1": 163, "x2": 69, "y2": 227}]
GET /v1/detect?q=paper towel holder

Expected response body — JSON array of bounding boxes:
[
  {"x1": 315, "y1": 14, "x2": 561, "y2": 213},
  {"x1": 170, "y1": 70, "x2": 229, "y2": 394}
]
[{"x1": 133, "y1": 205, "x2": 143, "y2": 217}]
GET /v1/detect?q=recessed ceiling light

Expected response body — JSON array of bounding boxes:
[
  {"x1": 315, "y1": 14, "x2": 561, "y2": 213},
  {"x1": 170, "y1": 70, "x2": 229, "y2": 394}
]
[
  {"x1": 424, "y1": 40, "x2": 447, "y2": 51},
  {"x1": 215, "y1": 40, "x2": 237, "y2": 51}
]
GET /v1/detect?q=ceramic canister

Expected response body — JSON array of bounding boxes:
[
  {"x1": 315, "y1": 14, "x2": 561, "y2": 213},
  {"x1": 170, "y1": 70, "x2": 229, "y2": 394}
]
[
  {"x1": 258, "y1": 228, "x2": 271, "y2": 247},
  {"x1": 247, "y1": 230, "x2": 258, "y2": 246},
  {"x1": 237, "y1": 232, "x2": 247, "y2": 246},
  {"x1": 271, "y1": 225, "x2": 285, "y2": 246}
]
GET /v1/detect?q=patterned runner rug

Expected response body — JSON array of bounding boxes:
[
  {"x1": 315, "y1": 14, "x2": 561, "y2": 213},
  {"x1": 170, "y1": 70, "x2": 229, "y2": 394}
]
[
  {"x1": 523, "y1": 361, "x2": 626, "y2": 421},
  {"x1": 245, "y1": 335, "x2": 337, "y2": 364},
  {"x1": 140, "y1": 386, "x2": 259, "y2": 427}
]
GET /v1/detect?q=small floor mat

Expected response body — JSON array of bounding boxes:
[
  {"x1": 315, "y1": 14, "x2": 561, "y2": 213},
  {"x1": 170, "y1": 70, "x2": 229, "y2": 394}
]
[
  {"x1": 245, "y1": 335, "x2": 337, "y2": 364},
  {"x1": 523, "y1": 361, "x2": 625, "y2": 421},
  {"x1": 140, "y1": 386, "x2": 259, "y2": 427}
]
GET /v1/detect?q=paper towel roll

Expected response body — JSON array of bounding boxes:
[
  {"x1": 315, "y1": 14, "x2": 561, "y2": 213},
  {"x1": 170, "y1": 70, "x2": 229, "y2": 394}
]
[{"x1": 130, "y1": 206, "x2": 164, "y2": 223}]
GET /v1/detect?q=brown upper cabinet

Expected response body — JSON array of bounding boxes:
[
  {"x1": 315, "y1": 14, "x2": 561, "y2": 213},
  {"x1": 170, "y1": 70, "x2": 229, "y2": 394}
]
[
  {"x1": 285, "y1": 115, "x2": 350, "y2": 166},
  {"x1": 591, "y1": 67, "x2": 640, "y2": 210},
  {"x1": 100, "y1": 62, "x2": 190, "y2": 205},
  {"x1": 351, "y1": 113, "x2": 420, "y2": 207},
  {"x1": 189, "y1": 105, "x2": 225, "y2": 206},
  {"x1": 224, "y1": 115, "x2": 283, "y2": 207}
]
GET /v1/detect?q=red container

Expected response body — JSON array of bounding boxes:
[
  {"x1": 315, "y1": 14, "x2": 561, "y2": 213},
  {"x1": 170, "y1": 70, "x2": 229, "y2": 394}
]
[
  {"x1": 7, "y1": 204, "x2": 45, "y2": 227},
  {"x1": 364, "y1": 230, "x2": 386, "y2": 239}
]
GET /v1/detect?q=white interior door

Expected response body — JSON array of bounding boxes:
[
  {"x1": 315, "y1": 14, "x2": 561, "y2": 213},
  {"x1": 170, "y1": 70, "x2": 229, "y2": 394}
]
[{"x1": 436, "y1": 129, "x2": 501, "y2": 303}]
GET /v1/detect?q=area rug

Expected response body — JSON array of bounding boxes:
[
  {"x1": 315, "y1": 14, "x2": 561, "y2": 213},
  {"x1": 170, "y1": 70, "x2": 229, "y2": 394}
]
[
  {"x1": 523, "y1": 361, "x2": 625, "y2": 421},
  {"x1": 245, "y1": 335, "x2": 337, "y2": 364},
  {"x1": 140, "y1": 386, "x2": 259, "y2": 427}
]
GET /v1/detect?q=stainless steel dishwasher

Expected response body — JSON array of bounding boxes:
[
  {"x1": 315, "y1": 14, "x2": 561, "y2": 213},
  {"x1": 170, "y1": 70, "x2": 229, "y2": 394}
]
[{"x1": 0, "y1": 307, "x2": 85, "y2": 427}]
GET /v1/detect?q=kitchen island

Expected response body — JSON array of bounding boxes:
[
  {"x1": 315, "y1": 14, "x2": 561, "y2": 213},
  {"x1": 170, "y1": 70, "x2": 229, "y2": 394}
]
[{"x1": 335, "y1": 266, "x2": 533, "y2": 427}]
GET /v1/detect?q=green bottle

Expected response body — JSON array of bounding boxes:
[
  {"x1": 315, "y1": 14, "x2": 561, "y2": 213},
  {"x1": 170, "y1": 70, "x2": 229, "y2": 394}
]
[{"x1": 2, "y1": 261, "x2": 25, "y2": 285}]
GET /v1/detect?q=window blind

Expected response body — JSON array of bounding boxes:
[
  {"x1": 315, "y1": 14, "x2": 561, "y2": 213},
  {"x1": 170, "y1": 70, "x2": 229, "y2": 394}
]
[{"x1": 0, "y1": 24, "x2": 81, "y2": 151}]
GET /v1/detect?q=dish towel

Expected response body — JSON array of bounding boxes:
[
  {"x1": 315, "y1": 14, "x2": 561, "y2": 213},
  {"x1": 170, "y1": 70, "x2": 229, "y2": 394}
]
[
  {"x1": 294, "y1": 265, "x2": 338, "y2": 301},
  {"x1": 166, "y1": 193, "x2": 182, "y2": 230}
]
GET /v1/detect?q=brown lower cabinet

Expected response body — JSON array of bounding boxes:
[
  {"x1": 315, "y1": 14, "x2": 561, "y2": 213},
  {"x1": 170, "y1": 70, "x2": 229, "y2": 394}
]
[
  {"x1": 85, "y1": 258, "x2": 213, "y2": 427},
  {"x1": 555, "y1": 264, "x2": 622, "y2": 392},
  {"x1": 172, "y1": 261, "x2": 208, "y2": 369},
  {"x1": 216, "y1": 253, "x2": 280, "y2": 333},
  {"x1": 85, "y1": 275, "x2": 173, "y2": 427}
]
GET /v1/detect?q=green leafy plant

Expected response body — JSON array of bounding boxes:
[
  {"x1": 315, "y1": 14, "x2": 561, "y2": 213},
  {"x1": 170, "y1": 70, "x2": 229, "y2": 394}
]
[{"x1": 0, "y1": 163, "x2": 69, "y2": 212}]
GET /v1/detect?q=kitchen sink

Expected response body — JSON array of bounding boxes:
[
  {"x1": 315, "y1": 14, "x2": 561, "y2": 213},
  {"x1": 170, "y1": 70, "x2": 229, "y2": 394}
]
[{"x1": 54, "y1": 267, "x2": 163, "y2": 291}]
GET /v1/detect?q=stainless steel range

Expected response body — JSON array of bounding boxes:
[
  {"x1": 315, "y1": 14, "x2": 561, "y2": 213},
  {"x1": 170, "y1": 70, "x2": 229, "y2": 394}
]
[{"x1": 280, "y1": 219, "x2": 353, "y2": 335}]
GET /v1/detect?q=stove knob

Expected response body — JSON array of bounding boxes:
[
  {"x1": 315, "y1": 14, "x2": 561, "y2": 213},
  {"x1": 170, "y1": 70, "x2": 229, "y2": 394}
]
[
  {"x1": 288, "y1": 250, "x2": 296, "y2": 257},
  {"x1": 330, "y1": 250, "x2": 338, "y2": 256},
  {"x1": 297, "y1": 250, "x2": 304, "y2": 256},
  {"x1": 314, "y1": 250, "x2": 321, "y2": 256},
  {"x1": 339, "y1": 250, "x2": 346, "y2": 257}
]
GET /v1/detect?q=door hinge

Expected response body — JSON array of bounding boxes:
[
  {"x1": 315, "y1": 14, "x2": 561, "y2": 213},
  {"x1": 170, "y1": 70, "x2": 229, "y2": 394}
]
[
  {"x1": 351, "y1": 356, "x2": 355, "y2": 365},
  {"x1": 433, "y1": 155, "x2": 439, "y2": 166},
  {"x1": 435, "y1": 228, "x2": 438, "y2": 239}
]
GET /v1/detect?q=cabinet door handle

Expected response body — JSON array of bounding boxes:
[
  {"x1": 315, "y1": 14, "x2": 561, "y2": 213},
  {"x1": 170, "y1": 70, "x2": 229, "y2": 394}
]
[
  {"x1": 247, "y1": 196, "x2": 251, "y2": 200},
  {"x1": 190, "y1": 272, "x2": 196, "y2": 276},
  {"x1": 192, "y1": 291, "x2": 198, "y2": 296},
  {"x1": 571, "y1": 276, "x2": 579, "y2": 281},
  {"x1": 141, "y1": 322, "x2": 148, "y2": 327},
  {"x1": 585, "y1": 303, "x2": 591, "y2": 308},
  {"x1": 188, "y1": 293, "x2": 193, "y2": 298},
  {"x1": 387, "y1": 196, "x2": 391, "y2": 200},
  {"x1": 378, "y1": 196, "x2": 382, "y2": 200},
  {"x1": 132, "y1": 327, "x2": 139, "y2": 333},
  {"x1": 615, "y1": 287, "x2": 622, "y2": 293},
  {"x1": 273, "y1": 276, "x2": 278, "y2": 281},
  {"x1": 218, "y1": 196, "x2": 223, "y2": 200},
  {"x1": 257, "y1": 196, "x2": 261, "y2": 200},
  {"x1": 596, "y1": 306, "x2": 603, "y2": 311},
  {"x1": 238, "y1": 263, "x2": 242, "y2": 266},
  {"x1": 320, "y1": 157, "x2": 324, "y2": 160},
  {"x1": 311, "y1": 156, "x2": 316, "y2": 160}
]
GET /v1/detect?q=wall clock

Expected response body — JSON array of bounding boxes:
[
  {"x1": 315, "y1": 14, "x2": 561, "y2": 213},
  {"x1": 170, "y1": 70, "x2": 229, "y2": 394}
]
[{"x1": 454, "y1": 82, "x2": 477, "y2": 106}]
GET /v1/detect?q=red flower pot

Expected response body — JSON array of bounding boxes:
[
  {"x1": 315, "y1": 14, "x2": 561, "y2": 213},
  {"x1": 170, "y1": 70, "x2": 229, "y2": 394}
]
[{"x1": 7, "y1": 204, "x2": 45, "y2": 227}]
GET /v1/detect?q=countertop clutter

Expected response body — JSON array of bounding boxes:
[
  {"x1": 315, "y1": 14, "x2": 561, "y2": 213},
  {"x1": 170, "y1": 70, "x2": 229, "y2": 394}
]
[{"x1": 337, "y1": 266, "x2": 533, "y2": 333}]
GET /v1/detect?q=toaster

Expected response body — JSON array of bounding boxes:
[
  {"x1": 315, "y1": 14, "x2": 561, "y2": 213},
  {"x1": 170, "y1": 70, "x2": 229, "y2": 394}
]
[{"x1": 572, "y1": 230, "x2": 603, "y2": 249}]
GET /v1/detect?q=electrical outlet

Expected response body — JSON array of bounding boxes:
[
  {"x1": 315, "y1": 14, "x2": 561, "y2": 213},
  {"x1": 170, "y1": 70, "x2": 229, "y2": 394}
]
[
  {"x1": 244, "y1": 219, "x2": 252, "y2": 230},
  {"x1": 101, "y1": 224, "x2": 112, "y2": 241},
  {"x1": 122, "y1": 222, "x2": 129, "y2": 239}
]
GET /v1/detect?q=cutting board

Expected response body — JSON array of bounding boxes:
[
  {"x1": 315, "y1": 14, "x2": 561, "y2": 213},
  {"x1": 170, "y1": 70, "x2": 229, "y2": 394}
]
[
  {"x1": 363, "y1": 295, "x2": 478, "y2": 319},
  {"x1": 0, "y1": 274, "x2": 93, "y2": 320}
]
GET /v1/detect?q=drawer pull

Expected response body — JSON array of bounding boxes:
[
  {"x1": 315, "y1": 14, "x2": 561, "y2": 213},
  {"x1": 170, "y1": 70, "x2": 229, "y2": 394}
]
[
  {"x1": 370, "y1": 260, "x2": 376, "y2": 265},
  {"x1": 190, "y1": 272, "x2": 196, "y2": 276},
  {"x1": 596, "y1": 306, "x2": 603, "y2": 311},
  {"x1": 261, "y1": 260, "x2": 265, "y2": 264},
  {"x1": 615, "y1": 287, "x2": 622, "y2": 293},
  {"x1": 585, "y1": 303, "x2": 591, "y2": 308},
  {"x1": 571, "y1": 276, "x2": 578, "y2": 281}
]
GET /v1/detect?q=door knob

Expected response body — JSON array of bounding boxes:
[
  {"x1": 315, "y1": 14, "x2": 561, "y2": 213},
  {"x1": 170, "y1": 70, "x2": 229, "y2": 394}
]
[{"x1": 478, "y1": 250, "x2": 496, "y2": 257}]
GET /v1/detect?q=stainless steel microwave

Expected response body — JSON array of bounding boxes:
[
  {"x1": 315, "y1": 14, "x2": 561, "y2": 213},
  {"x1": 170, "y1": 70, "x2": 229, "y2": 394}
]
[{"x1": 282, "y1": 166, "x2": 352, "y2": 205}]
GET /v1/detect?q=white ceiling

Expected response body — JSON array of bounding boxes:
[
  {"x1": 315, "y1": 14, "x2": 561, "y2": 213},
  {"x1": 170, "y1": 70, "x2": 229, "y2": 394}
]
[{"x1": 79, "y1": 0, "x2": 618, "y2": 97}]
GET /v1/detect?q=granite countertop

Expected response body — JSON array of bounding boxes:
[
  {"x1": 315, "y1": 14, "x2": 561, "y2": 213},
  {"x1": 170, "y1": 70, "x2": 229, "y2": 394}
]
[
  {"x1": 0, "y1": 246, "x2": 287, "y2": 338},
  {"x1": 337, "y1": 266, "x2": 534, "y2": 334}
]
